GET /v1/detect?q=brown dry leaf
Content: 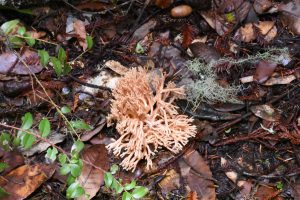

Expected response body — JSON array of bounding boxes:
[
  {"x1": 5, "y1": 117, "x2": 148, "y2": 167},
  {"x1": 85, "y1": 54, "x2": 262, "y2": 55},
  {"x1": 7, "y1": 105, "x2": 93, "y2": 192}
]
[
  {"x1": 104, "y1": 60, "x2": 129, "y2": 76},
  {"x1": 26, "y1": 31, "x2": 46, "y2": 39},
  {"x1": 131, "y1": 19, "x2": 157, "y2": 42},
  {"x1": 0, "y1": 49, "x2": 43, "y2": 75},
  {"x1": 250, "y1": 104, "x2": 281, "y2": 122},
  {"x1": 74, "y1": 19, "x2": 87, "y2": 51},
  {"x1": 254, "y1": 185, "x2": 283, "y2": 200},
  {"x1": 234, "y1": 21, "x2": 277, "y2": 42},
  {"x1": 0, "y1": 150, "x2": 24, "y2": 175},
  {"x1": 263, "y1": 74, "x2": 296, "y2": 86},
  {"x1": 179, "y1": 148, "x2": 216, "y2": 200},
  {"x1": 253, "y1": 0, "x2": 273, "y2": 14},
  {"x1": 78, "y1": 144, "x2": 109, "y2": 200},
  {"x1": 23, "y1": 132, "x2": 65, "y2": 156},
  {"x1": 253, "y1": 60, "x2": 277, "y2": 83},
  {"x1": 0, "y1": 164, "x2": 55, "y2": 200},
  {"x1": 279, "y1": 1, "x2": 300, "y2": 35},
  {"x1": 81, "y1": 119, "x2": 106, "y2": 142},
  {"x1": 158, "y1": 169, "x2": 180, "y2": 196},
  {"x1": 236, "y1": 180, "x2": 253, "y2": 200}
]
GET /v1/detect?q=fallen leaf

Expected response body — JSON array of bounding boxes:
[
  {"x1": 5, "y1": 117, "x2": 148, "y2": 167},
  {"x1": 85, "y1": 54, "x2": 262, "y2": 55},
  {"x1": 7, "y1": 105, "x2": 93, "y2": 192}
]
[
  {"x1": 279, "y1": 1, "x2": 300, "y2": 35},
  {"x1": 179, "y1": 148, "x2": 216, "y2": 200},
  {"x1": 254, "y1": 185, "x2": 283, "y2": 200},
  {"x1": 0, "y1": 164, "x2": 55, "y2": 200},
  {"x1": 22, "y1": 132, "x2": 65, "y2": 156},
  {"x1": 0, "y1": 52, "x2": 18, "y2": 74},
  {"x1": 76, "y1": 1, "x2": 112, "y2": 11},
  {"x1": 131, "y1": 19, "x2": 157, "y2": 42},
  {"x1": 250, "y1": 104, "x2": 281, "y2": 122},
  {"x1": 0, "y1": 150, "x2": 24, "y2": 175},
  {"x1": 74, "y1": 19, "x2": 87, "y2": 51},
  {"x1": 253, "y1": 60, "x2": 277, "y2": 83},
  {"x1": 263, "y1": 74, "x2": 296, "y2": 86},
  {"x1": 81, "y1": 119, "x2": 106, "y2": 142},
  {"x1": 78, "y1": 144, "x2": 109, "y2": 200},
  {"x1": 158, "y1": 169, "x2": 180, "y2": 196},
  {"x1": 236, "y1": 180, "x2": 254, "y2": 200},
  {"x1": 253, "y1": 0, "x2": 273, "y2": 14},
  {"x1": 154, "y1": 0, "x2": 173, "y2": 9},
  {"x1": 189, "y1": 42, "x2": 220, "y2": 63},
  {"x1": 104, "y1": 60, "x2": 129, "y2": 75},
  {"x1": 225, "y1": 171, "x2": 238, "y2": 183},
  {"x1": 234, "y1": 21, "x2": 277, "y2": 43}
]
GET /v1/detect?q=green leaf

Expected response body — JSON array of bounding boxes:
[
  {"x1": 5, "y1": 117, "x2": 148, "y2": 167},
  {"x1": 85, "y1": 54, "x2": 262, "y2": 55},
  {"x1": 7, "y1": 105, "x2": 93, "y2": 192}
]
[
  {"x1": 21, "y1": 133, "x2": 36, "y2": 149},
  {"x1": 39, "y1": 118, "x2": 51, "y2": 138},
  {"x1": 0, "y1": 187, "x2": 9, "y2": 198},
  {"x1": 70, "y1": 164, "x2": 82, "y2": 177},
  {"x1": 124, "y1": 180, "x2": 136, "y2": 191},
  {"x1": 24, "y1": 32, "x2": 35, "y2": 46},
  {"x1": 61, "y1": 106, "x2": 71, "y2": 114},
  {"x1": 45, "y1": 147, "x2": 58, "y2": 162},
  {"x1": 135, "y1": 42, "x2": 144, "y2": 54},
  {"x1": 51, "y1": 57, "x2": 62, "y2": 76},
  {"x1": 122, "y1": 191, "x2": 132, "y2": 200},
  {"x1": 17, "y1": 26, "x2": 26, "y2": 35},
  {"x1": 1, "y1": 19, "x2": 19, "y2": 35},
  {"x1": 66, "y1": 175, "x2": 76, "y2": 186},
  {"x1": 63, "y1": 63, "x2": 72, "y2": 75},
  {"x1": 69, "y1": 120, "x2": 91, "y2": 131},
  {"x1": 225, "y1": 12, "x2": 235, "y2": 23},
  {"x1": 112, "y1": 179, "x2": 123, "y2": 194},
  {"x1": 12, "y1": 137, "x2": 20, "y2": 147},
  {"x1": 104, "y1": 172, "x2": 113, "y2": 188},
  {"x1": 60, "y1": 164, "x2": 71, "y2": 175},
  {"x1": 131, "y1": 186, "x2": 148, "y2": 199},
  {"x1": 110, "y1": 164, "x2": 119, "y2": 175},
  {"x1": 0, "y1": 132, "x2": 11, "y2": 151},
  {"x1": 71, "y1": 140, "x2": 85, "y2": 154},
  {"x1": 0, "y1": 162, "x2": 9, "y2": 172},
  {"x1": 66, "y1": 182, "x2": 85, "y2": 199},
  {"x1": 59, "y1": 153, "x2": 67, "y2": 165},
  {"x1": 86, "y1": 35, "x2": 93, "y2": 50},
  {"x1": 9, "y1": 36, "x2": 24, "y2": 48},
  {"x1": 58, "y1": 47, "x2": 66, "y2": 63},
  {"x1": 38, "y1": 50, "x2": 49, "y2": 66},
  {"x1": 21, "y1": 112, "x2": 33, "y2": 130}
]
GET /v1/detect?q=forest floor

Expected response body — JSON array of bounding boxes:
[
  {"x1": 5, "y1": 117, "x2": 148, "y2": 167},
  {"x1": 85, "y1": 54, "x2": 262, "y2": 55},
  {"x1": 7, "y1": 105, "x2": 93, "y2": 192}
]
[{"x1": 0, "y1": 0, "x2": 300, "y2": 199}]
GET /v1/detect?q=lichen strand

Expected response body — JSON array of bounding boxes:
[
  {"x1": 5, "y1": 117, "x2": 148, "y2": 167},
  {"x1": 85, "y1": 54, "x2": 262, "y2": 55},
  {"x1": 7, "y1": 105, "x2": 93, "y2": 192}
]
[{"x1": 107, "y1": 67, "x2": 196, "y2": 171}]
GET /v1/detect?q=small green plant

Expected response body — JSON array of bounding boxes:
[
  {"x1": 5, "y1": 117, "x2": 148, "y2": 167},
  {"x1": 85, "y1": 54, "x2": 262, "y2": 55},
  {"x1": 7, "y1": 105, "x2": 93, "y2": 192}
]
[
  {"x1": 276, "y1": 181, "x2": 284, "y2": 190},
  {"x1": 104, "y1": 164, "x2": 148, "y2": 200}
]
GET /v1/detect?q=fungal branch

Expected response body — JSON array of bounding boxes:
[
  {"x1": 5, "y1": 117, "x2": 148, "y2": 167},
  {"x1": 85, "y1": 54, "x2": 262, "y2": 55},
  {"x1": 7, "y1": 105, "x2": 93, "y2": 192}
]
[{"x1": 106, "y1": 67, "x2": 196, "y2": 171}]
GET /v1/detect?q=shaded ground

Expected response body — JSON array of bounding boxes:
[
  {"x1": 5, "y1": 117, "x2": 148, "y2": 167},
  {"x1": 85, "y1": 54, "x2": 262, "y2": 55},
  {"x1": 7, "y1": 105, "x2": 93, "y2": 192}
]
[{"x1": 0, "y1": 0, "x2": 300, "y2": 199}]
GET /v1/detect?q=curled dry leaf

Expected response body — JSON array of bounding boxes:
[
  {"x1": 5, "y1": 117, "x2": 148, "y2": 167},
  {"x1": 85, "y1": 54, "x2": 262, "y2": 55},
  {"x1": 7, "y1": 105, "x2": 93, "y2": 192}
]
[
  {"x1": 262, "y1": 74, "x2": 296, "y2": 86},
  {"x1": 74, "y1": 19, "x2": 87, "y2": 51},
  {"x1": 253, "y1": 60, "x2": 277, "y2": 83},
  {"x1": 78, "y1": 144, "x2": 109, "y2": 200},
  {"x1": 0, "y1": 164, "x2": 55, "y2": 200},
  {"x1": 234, "y1": 21, "x2": 277, "y2": 43},
  {"x1": 104, "y1": 60, "x2": 129, "y2": 75},
  {"x1": 179, "y1": 148, "x2": 216, "y2": 200},
  {"x1": 250, "y1": 104, "x2": 281, "y2": 122},
  {"x1": 158, "y1": 169, "x2": 180, "y2": 196}
]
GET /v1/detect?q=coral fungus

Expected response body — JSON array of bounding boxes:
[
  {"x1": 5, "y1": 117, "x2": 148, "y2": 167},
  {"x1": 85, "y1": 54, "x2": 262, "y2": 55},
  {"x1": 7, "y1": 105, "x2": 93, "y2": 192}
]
[{"x1": 107, "y1": 67, "x2": 196, "y2": 171}]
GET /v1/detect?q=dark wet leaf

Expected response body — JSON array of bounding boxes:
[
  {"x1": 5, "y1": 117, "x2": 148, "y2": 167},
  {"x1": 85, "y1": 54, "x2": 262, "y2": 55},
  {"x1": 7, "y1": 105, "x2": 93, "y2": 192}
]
[
  {"x1": 254, "y1": 60, "x2": 277, "y2": 83},
  {"x1": 12, "y1": 49, "x2": 43, "y2": 75},
  {"x1": 78, "y1": 144, "x2": 109, "y2": 200},
  {"x1": 179, "y1": 148, "x2": 216, "y2": 200},
  {"x1": 250, "y1": 104, "x2": 281, "y2": 122},
  {"x1": 189, "y1": 42, "x2": 220, "y2": 63},
  {"x1": 131, "y1": 20, "x2": 157, "y2": 42},
  {"x1": 279, "y1": 1, "x2": 300, "y2": 36}
]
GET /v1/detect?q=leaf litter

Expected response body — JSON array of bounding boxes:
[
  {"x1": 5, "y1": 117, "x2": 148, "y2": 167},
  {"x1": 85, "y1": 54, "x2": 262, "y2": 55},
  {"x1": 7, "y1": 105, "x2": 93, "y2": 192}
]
[{"x1": 0, "y1": 0, "x2": 299, "y2": 199}]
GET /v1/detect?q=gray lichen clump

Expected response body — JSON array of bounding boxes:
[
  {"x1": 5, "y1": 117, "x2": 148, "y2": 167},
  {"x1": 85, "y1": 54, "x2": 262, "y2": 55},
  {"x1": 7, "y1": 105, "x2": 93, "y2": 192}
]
[{"x1": 184, "y1": 59, "x2": 240, "y2": 109}]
